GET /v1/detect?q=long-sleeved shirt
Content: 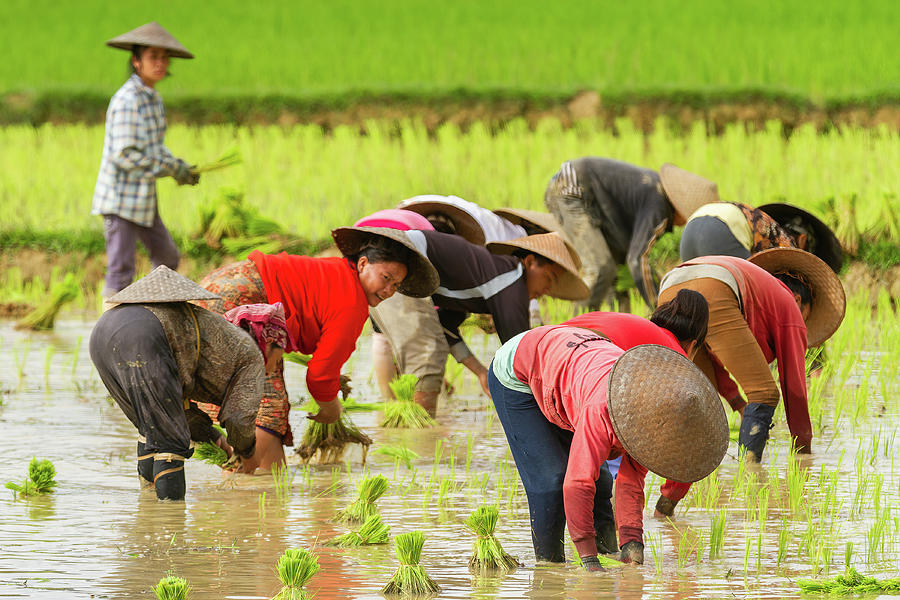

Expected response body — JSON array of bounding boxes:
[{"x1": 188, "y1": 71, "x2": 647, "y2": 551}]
[
  {"x1": 249, "y1": 251, "x2": 369, "y2": 403},
  {"x1": 143, "y1": 303, "x2": 263, "y2": 457},
  {"x1": 668, "y1": 255, "x2": 810, "y2": 445},
  {"x1": 92, "y1": 74, "x2": 182, "y2": 227},
  {"x1": 405, "y1": 230, "x2": 529, "y2": 360},
  {"x1": 511, "y1": 325, "x2": 649, "y2": 556},
  {"x1": 557, "y1": 157, "x2": 674, "y2": 305},
  {"x1": 563, "y1": 311, "x2": 693, "y2": 503}
]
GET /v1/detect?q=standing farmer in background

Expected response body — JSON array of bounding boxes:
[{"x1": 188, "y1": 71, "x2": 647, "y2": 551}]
[{"x1": 92, "y1": 22, "x2": 200, "y2": 299}]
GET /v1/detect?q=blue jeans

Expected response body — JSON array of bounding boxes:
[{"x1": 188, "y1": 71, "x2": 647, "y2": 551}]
[{"x1": 489, "y1": 367, "x2": 614, "y2": 562}]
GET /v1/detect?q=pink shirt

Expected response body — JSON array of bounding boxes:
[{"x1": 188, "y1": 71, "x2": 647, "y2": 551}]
[{"x1": 512, "y1": 325, "x2": 647, "y2": 556}]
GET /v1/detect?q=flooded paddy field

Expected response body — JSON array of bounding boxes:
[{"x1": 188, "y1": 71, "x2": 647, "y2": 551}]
[{"x1": 1, "y1": 294, "x2": 898, "y2": 599}]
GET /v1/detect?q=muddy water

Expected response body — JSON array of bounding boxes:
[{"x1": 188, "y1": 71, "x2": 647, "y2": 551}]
[{"x1": 1, "y1": 316, "x2": 899, "y2": 599}]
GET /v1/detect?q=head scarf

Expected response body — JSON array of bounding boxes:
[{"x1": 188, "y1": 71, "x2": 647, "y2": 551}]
[{"x1": 223, "y1": 302, "x2": 295, "y2": 357}]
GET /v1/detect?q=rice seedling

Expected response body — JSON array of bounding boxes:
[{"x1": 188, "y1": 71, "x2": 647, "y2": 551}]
[
  {"x1": 42, "y1": 346, "x2": 55, "y2": 389},
  {"x1": 5, "y1": 457, "x2": 58, "y2": 497},
  {"x1": 295, "y1": 412, "x2": 372, "y2": 464},
  {"x1": 193, "y1": 441, "x2": 228, "y2": 466},
  {"x1": 382, "y1": 531, "x2": 441, "y2": 596},
  {"x1": 436, "y1": 474, "x2": 453, "y2": 507},
  {"x1": 327, "y1": 514, "x2": 391, "y2": 547},
  {"x1": 15, "y1": 272, "x2": 79, "y2": 331},
  {"x1": 845, "y1": 541, "x2": 853, "y2": 570},
  {"x1": 373, "y1": 444, "x2": 419, "y2": 469},
  {"x1": 273, "y1": 548, "x2": 319, "y2": 600},
  {"x1": 381, "y1": 374, "x2": 436, "y2": 428},
  {"x1": 191, "y1": 147, "x2": 242, "y2": 175},
  {"x1": 709, "y1": 509, "x2": 728, "y2": 560},
  {"x1": 153, "y1": 575, "x2": 190, "y2": 600},
  {"x1": 647, "y1": 532, "x2": 664, "y2": 575},
  {"x1": 798, "y1": 568, "x2": 900, "y2": 594},
  {"x1": 258, "y1": 492, "x2": 266, "y2": 521},
  {"x1": 335, "y1": 473, "x2": 389, "y2": 523},
  {"x1": 271, "y1": 462, "x2": 295, "y2": 503},
  {"x1": 777, "y1": 518, "x2": 791, "y2": 566},
  {"x1": 464, "y1": 505, "x2": 520, "y2": 573}
]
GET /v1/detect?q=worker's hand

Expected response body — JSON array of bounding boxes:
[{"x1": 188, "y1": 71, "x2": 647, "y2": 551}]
[
  {"x1": 173, "y1": 160, "x2": 200, "y2": 186},
  {"x1": 478, "y1": 370, "x2": 491, "y2": 397},
  {"x1": 222, "y1": 454, "x2": 243, "y2": 472},
  {"x1": 215, "y1": 434, "x2": 234, "y2": 459},
  {"x1": 339, "y1": 374, "x2": 353, "y2": 400},
  {"x1": 654, "y1": 495, "x2": 676, "y2": 518},
  {"x1": 581, "y1": 555, "x2": 605, "y2": 572},
  {"x1": 308, "y1": 398, "x2": 342, "y2": 424},
  {"x1": 619, "y1": 541, "x2": 644, "y2": 565}
]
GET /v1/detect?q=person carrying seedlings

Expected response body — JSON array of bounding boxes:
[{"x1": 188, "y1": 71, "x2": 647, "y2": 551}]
[
  {"x1": 196, "y1": 227, "x2": 438, "y2": 472},
  {"x1": 489, "y1": 330, "x2": 727, "y2": 568},
  {"x1": 92, "y1": 22, "x2": 201, "y2": 300},
  {"x1": 543, "y1": 157, "x2": 707, "y2": 311},
  {"x1": 371, "y1": 229, "x2": 589, "y2": 415},
  {"x1": 666, "y1": 163, "x2": 843, "y2": 273},
  {"x1": 656, "y1": 248, "x2": 845, "y2": 470},
  {"x1": 563, "y1": 289, "x2": 710, "y2": 536},
  {"x1": 88, "y1": 266, "x2": 291, "y2": 501}
]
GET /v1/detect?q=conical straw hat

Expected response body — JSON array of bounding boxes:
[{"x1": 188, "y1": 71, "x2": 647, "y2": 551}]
[
  {"x1": 748, "y1": 247, "x2": 845, "y2": 347},
  {"x1": 486, "y1": 232, "x2": 590, "y2": 301},
  {"x1": 659, "y1": 163, "x2": 722, "y2": 226},
  {"x1": 106, "y1": 22, "x2": 194, "y2": 59},
  {"x1": 331, "y1": 226, "x2": 439, "y2": 298},
  {"x1": 398, "y1": 199, "x2": 486, "y2": 246},
  {"x1": 493, "y1": 207, "x2": 562, "y2": 234},
  {"x1": 757, "y1": 203, "x2": 844, "y2": 274},
  {"x1": 107, "y1": 265, "x2": 220, "y2": 304},
  {"x1": 607, "y1": 344, "x2": 728, "y2": 483}
]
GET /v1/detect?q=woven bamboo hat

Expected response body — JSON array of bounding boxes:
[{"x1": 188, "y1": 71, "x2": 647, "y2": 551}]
[
  {"x1": 607, "y1": 344, "x2": 728, "y2": 483},
  {"x1": 107, "y1": 265, "x2": 220, "y2": 304},
  {"x1": 331, "y1": 226, "x2": 439, "y2": 298},
  {"x1": 748, "y1": 247, "x2": 846, "y2": 347},
  {"x1": 757, "y1": 203, "x2": 844, "y2": 274},
  {"x1": 486, "y1": 232, "x2": 590, "y2": 301},
  {"x1": 659, "y1": 163, "x2": 722, "y2": 226},
  {"x1": 493, "y1": 208, "x2": 562, "y2": 235},
  {"x1": 398, "y1": 199, "x2": 486, "y2": 246},
  {"x1": 106, "y1": 22, "x2": 194, "y2": 59}
]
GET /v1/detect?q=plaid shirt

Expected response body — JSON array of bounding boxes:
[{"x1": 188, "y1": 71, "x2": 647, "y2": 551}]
[{"x1": 92, "y1": 74, "x2": 182, "y2": 227}]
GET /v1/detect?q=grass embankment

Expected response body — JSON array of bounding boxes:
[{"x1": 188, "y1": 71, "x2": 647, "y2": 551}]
[{"x1": 2, "y1": 0, "x2": 899, "y2": 125}]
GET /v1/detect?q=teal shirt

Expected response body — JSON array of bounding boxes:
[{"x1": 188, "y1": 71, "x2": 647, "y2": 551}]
[{"x1": 491, "y1": 331, "x2": 532, "y2": 395}]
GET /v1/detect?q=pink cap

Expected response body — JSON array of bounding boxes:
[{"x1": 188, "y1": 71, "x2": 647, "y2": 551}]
[{"x1": 354, "y1": 209, "x2": 434, "y2": 231}]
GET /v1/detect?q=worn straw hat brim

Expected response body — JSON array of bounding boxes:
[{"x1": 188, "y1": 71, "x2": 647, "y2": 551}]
[
  {"x1": 748, "y1": 248, "x2": 846, "y2": 347},
  {"x1": 493, "y1": 208, "x2": 561, "y2": 235},
  {"x1": 659, "y1": 163, "x2": 722, "y2": 226},
  {"x1": 107, "y1": 265, "x2": 220, "y2": 304},
  {"x1": 331, "y1": 226, "x2": 439, "y2": 298},
  {"x1": 487, "y1": 232, "x2": 590, "y2": 301},
  {"x1": 397, "y1": 200, "x2": 486, "y2": 246},
  {"x1": 757, "y1": 203, "x2": 844, "y2": 273},
  {"x1": 106, "y1": 22, "x2": 194, "y2": 59},
  {"x1": 607, "y1": 344, "x2": 728, "y2": 483}
]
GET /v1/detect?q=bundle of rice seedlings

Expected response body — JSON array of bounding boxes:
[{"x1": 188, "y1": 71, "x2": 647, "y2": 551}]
[
  {"x1": 193, "y1": 441, "x2": 228, "y2": 466},
  {"x1": 273, "y1": 548, "x2": 319, "y2": 600},
  {"x1": 191, "y1": 147, "x2": 242, "y2": 174},
  {"x1": 295, "y1": 411, "x2": 372, "y2": 464},
  {"x1": 298, "y1": 397, "x2": 383, "y2": 413},
  {"x1": 465, "y1": 505, "x2": 521, "y2": 573},
  {"x1": 284, "y1": 353, "x2": 312, "y2": 366},
  {"x1": 334, "y1": 473, "x2": 390, "y2": 523},
  {"x1": 16, "y1": 273, "x2": 79, "y2": 330},
  {"x1": 326, "y1": 513, "x2": 391, "y2": 547},
  {"x1": 5, "y1": 457, "x2": 58, "y2": 496},
  {"x1": 153, "y1": 575, "x2": 190, "y2": 600},
  {"x1": 373, "y1": 444, "x2": 420, "y2": 469},
  {"x1": 381, "y1": 374, "x2": 436, "y2": 428},
  {"x1": 382, "y1": 531, "x2": 441, "y2": 596},
  {"x1": 798, "y1": 568, "x2": 900, "y2": 594}
]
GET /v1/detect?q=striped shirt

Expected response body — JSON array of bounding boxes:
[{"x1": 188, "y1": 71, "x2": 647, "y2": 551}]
[{"x1": 92, "y1": 74, "x2": 182, "y2": 227}]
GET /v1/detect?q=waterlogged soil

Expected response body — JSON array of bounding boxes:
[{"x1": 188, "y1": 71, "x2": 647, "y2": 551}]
[{"x1": 1, "y1": 316, "x2": 899, "y2": 599}]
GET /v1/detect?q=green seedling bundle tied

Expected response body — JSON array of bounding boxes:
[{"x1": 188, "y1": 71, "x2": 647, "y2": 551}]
[
  {"x1": 326, "y1": 513, "x2": 390, "y2": 547},
  {"x1": 273, "y1": 548, "x2": 319, "y2": 600},
  {"x1": 465, "y1": 506, "x2": 520, "y2": 573},
  {"x1": 153, "y1": 575, "x2": 190, "y2": 600},
  {"x1": 382, "y1": 374, "x2": 436, "y2": 428},
  {"x1": 382, "y1": 531, "x2": 441, "y2": 596},
  {"x1": 16, "y1": 272, "x2": 79, "y2": 331},
  {"x1": 193, "y1": 441, "x2": 228, "y2": 466},
  {"x1": 5, "y1": 457, "x2": 58, "y2": 497},
  {"x1": 296, "y1": 412, "x2": 372, "y2": 464},
  {"x1": 798, "y1": 568, "x2": 900, "y2": 594},
  {"x1": 335, "y1": 473, "x2": 389, "y2": 523}
]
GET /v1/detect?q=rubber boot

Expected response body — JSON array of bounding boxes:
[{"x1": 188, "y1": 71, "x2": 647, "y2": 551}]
[
  {"x1": 136, "y1": 440, "x2": 155, "y2": 488},
  {"x1": 595, "y1": 521, "x2": 618, "y2": 555},
  {"x1": 738, "y1": 403, "x2": 776, "y2": 462},
  {"x1": 153, "y1": 454, "x2": 186, "y2": 501}
]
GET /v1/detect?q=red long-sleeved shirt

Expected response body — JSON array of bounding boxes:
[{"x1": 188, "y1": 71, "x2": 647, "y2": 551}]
[
  {"x1": 512, "y1": 325, "x2": 649, "y2": 557},
  {"x1": 249, "y1": 251, "x2": 369, "y2": 403},
  {"x1": 673, "y1": 256, "x2": 810, "y2": 446},
  {"x1": 564, "y1": 312, "x2": 693, "y2": 503}
]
